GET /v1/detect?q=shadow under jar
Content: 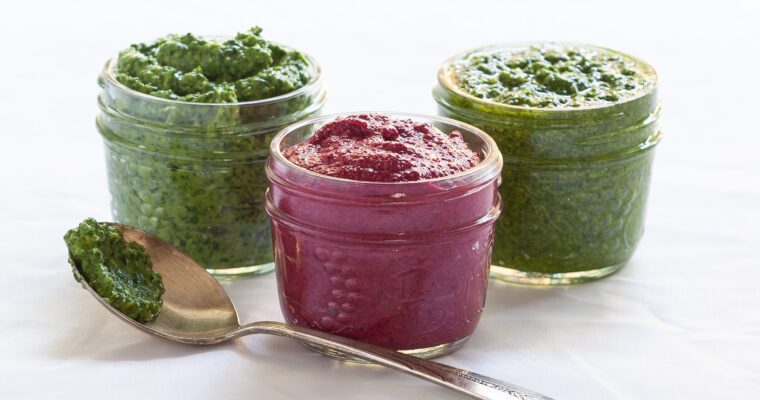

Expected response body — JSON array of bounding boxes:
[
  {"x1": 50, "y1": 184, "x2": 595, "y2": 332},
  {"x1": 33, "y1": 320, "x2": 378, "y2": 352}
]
[
  {"x1": 265, "y1": 113, "x2": 503, "y2": 359},
  {"x1": 96, "y1": 54, "x2": 326, "y2": 278},
  {"x1": 434, "y1": 43, "x2": 662, "y2": 285}
]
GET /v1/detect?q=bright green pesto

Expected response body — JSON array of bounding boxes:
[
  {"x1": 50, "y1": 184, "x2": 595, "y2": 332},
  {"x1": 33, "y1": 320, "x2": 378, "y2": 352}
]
[
  {"x1": 64, "y1": 218, "x2": 164, "y2": 322},
  {"x1": 98, "y1": 28, "x2": 324, "y2": 274},
  {"x1": 451, "y1": 43, "x2": 653, "y2": 108},
  {"x1": 435, "y1": 43, "x2": 661, "y2": 282},
  {"x1": 114, "y1": 27, "x2": 312, "y2": 103}
]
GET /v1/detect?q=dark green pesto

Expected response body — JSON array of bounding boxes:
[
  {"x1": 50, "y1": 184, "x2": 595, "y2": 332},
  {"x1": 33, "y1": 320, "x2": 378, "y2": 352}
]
[
  {"x1": 64, "y1": 218, "x2": 164, "y2": 322},
  {"x1": 97, "y1": 28, "x2": 325, "y2": 274},
  {"x1": 434, "y1": 43, "x2": 660, "y2": 279},
  {"x1": 114, "y1": 27, "x2": 312, "y2": 103},
  {"x1": 451, "y1": 43, "x2": 653, "y2": 108}
]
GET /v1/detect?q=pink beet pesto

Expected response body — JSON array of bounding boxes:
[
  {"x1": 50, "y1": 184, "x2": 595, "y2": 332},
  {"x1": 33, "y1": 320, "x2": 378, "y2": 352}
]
[
  {"x1": 282, "y1": 113, "x2": 479, "y2": 182},
  {"x1": 265, "y1": 113, "x2": 503, "y2": 358}
]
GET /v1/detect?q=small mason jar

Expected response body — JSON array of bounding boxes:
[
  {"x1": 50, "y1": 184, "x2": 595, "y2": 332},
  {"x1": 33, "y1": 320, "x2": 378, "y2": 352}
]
[
  {"x1": 96, "y1": 53, "x2": 326, "y2": 277},
  {"x1": 434, "y1": 43, "x2": 661, "y2": 285},
  {"x1": 265, "y1": 112, "x2": 503, "y2": 359}
]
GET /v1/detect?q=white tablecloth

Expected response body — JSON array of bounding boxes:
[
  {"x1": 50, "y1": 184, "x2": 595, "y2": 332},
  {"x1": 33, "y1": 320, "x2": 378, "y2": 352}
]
[{"x1": 2, "y1": 1, "x2": 758, "y2": 398}]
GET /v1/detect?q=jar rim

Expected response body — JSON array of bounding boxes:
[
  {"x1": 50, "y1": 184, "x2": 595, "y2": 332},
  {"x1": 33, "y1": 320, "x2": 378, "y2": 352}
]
[
  {"x1": 269, "y1": 111, "x2": 502, "y2": 187},
  {"x1": 437, "y1": 41, "x2": 659, "y2": 113},
  {"x1": 100, "y1": 45, "x2": 324, "y2": 108}
]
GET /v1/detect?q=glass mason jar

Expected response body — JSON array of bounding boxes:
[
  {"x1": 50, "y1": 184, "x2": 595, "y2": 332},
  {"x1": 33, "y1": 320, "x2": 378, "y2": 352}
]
[
  {"x1": 265, "y1": 112, "x2": 503, "y2": 359},
  {"x1": 434, "y1": 43, "x2": 661, "y2": 285},
  {"x1": 96, "y1": 54, "x2": 326, "y2": 277}
]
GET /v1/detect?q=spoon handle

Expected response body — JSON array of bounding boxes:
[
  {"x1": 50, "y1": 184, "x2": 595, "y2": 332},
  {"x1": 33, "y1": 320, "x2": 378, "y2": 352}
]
[{"x1": 238, "y1": 321, "x2": 553, "y2": 400}]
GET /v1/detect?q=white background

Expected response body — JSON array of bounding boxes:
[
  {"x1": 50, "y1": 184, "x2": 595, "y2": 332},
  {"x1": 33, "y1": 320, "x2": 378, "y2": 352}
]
[{"x1": 1, "y1": 0, "x2": 759, "y2": 399}]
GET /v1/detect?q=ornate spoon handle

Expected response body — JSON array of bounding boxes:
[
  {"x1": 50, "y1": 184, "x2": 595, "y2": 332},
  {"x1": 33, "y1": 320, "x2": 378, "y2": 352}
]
[{"x1": 237, "y1": 321, "x2": 553, "y2": 400}]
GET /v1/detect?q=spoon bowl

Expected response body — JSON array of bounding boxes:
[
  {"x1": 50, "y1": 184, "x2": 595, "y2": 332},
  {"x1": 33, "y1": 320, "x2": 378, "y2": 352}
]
[
  {"x1": 71, "y1": 222, "x2": 552, "y2": 400},
  {"x1": 72, "y1": 223, "x2": 241, "y2": 342}
]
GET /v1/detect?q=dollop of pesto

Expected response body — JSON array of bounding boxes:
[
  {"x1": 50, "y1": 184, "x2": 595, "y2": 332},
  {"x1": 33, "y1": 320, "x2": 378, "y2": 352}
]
[
  {"x1": 114, "y1": 27, "x2": 313, "y2": 103},
  {"x1": 452, "y1": 44, "x2": 653, "y2": 108},
  {"x1": 64, "y1": 218, "x2": 164, "y2": 323}
]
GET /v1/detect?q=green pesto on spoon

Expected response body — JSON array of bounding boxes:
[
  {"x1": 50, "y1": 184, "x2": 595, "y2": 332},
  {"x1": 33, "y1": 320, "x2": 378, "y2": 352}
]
[{"x1": 70, "y1": 222, "x2": 552, "y2": 400}]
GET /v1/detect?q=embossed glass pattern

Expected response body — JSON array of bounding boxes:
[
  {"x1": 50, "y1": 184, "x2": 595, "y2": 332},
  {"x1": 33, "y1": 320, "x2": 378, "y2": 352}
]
[
  {"x1": 434, "y1": 43, "x2": 662, "y2": 285},
  {"x1": 265, "y1": 113, "x2": 503, "y2": 358}
]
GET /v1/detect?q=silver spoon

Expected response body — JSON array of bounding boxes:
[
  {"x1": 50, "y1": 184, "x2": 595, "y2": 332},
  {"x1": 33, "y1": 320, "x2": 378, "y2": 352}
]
[{"x1": 71, "y1": 222, "x2": 553, "y2": 400}]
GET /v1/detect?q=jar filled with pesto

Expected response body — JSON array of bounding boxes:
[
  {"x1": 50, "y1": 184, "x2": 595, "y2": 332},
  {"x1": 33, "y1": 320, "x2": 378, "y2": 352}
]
[
  {"x1": 97, "y1": 27, "x2": 326, "y2": 277},
  {"x1": 434, "y1": 43, "x2": 661, "y2": 285}
]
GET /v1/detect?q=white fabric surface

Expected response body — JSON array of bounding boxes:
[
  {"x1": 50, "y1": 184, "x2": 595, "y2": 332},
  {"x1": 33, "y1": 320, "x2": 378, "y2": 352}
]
[{"x1": 1, "y1": 1, "x2": 758, "y2": 398}]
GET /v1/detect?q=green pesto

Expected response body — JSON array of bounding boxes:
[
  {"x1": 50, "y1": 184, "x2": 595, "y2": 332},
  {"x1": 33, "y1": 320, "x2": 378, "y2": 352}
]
[
  {"x1": 435, "y1": 43, "x2": 660, "y2": 277},
  {"x1": 451, "y1": 44, "x2": 653, "y2": 108},
  {"x1": 64, "y1": 218, "x2": 164, "y2": 322},
  {"x1": 114, "y1": 27, "x2": 313, "y2": 103},
  {"x1": 98, "y1": 29, "x2": 324, "y2": 273}
]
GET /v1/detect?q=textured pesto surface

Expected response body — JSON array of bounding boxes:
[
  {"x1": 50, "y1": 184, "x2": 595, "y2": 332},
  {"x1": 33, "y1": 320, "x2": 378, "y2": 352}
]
[
  {"x1": 64, "y1": 218, "x2": 164, "y2": 322},
  {"x1": 436, "y1": 45, "x2": 660, "y2": 274},
  {"x1": 102, "y1": 135, "x2": 275, "y2": 270},
  {"x1": 452, "y1": 44, "x2": 653, "y2": 108},
  {"x1": 492, "y1": 151, "x2": 655, "y2": 273},
  {"x1": 98, "y1": 29, "x2": 324, "y2": 272},
  {"x1": 114, "y1": 27, "x2": 312, "y2": 103}
]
